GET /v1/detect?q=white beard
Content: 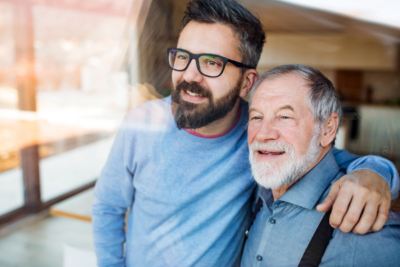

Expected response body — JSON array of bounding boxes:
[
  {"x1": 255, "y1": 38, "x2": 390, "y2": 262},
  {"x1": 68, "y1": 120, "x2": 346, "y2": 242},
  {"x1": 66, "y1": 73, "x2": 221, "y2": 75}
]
[{"x1": 249, "y1": 127, "x2": 322, "y2": 189}]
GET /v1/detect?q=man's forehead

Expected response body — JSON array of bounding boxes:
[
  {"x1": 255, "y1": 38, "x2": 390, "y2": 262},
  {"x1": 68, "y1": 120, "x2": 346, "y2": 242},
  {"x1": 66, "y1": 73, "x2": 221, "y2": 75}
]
[
  {"x1": 255, "y1": 74, "x2": 310, "y2": 99},
  {"x1": 251, "y1": 74, "x2": 311, "y2": 110},
  {"x1": 177, "y1": 21, "x2": 240, "y2": 59}
]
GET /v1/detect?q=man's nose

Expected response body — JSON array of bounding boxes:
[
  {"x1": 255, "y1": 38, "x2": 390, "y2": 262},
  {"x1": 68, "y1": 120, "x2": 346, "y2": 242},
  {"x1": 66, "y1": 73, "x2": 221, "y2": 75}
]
[
  {"x1": 255, "y1": 119, "x2": 279, "y2": 142},
  {"x1": 182, "y1": 59, "x2": 203, "y2": 83}
]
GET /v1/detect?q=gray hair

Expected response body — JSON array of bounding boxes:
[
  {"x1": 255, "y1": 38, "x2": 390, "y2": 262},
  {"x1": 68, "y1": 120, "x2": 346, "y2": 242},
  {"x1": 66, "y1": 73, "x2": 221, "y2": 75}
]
[{"x1": 249, "y1": 64, "x2": 342, "y2": 129}]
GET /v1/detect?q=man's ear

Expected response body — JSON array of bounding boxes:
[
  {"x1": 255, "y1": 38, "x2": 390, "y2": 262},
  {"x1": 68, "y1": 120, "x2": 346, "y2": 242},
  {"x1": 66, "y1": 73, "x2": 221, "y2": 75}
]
[
  {"x1": 239, "y1": 69, "x2": 258, "y2": 98},
  {"x1": 320, "y1": 113, "x2": 339, "y2": 148}
]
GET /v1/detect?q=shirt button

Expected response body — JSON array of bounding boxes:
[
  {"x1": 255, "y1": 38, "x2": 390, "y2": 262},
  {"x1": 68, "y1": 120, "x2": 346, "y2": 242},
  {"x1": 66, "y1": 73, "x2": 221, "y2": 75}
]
[
  {"x1": 270, "y1": 218, "x2": 276, "y2": 224},
  {"x1": 257, "y1": 255, "x2": 263, "y2": 261}
]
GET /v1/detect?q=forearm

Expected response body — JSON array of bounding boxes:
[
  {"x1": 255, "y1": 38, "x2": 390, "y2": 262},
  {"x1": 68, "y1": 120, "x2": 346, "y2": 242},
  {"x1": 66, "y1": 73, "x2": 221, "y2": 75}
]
[{"x1": 92, "y1": 198, "x2": 127, "y2": 267}]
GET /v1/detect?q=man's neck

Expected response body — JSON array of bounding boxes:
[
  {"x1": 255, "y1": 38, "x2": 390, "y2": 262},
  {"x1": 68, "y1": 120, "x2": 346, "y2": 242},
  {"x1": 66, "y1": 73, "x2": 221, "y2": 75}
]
[
  {"x1": 272, "y1": 184, "x2": 292, "y2": 201},
  {"x1": 272, "y1": 147, "x2": 331, "y2": 201},
  {"x1": 189, "y1": 99, "x2": 241, "y2": 136}
]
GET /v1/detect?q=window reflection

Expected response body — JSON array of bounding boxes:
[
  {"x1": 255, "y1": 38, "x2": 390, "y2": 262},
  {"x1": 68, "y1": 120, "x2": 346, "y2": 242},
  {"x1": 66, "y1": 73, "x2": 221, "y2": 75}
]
[{"x1": 0, "y1": 0, "x2": 133, "y2": 215}]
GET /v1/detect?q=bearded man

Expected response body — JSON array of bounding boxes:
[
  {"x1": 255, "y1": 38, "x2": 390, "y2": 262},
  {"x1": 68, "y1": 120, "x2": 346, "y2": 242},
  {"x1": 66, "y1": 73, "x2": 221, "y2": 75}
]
[
  {"x1": 242, "y1": 64, "x2": 400, "y2": 266},
  {"x1": 92, "y1": 1, "x2": 400, "y2": 267}
]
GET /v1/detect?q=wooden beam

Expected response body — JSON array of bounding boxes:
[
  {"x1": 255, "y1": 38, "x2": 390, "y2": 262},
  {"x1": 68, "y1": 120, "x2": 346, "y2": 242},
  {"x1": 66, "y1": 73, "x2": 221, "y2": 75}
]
[
  {"x1": 50, "y1": 209, "x2": 92, "y2": 222},
  {"x1": 20, "y1": 145, "x2": 41, "y2": 213},
  {"x1": 0, "y1": 181, "x2": 96, "y2": 230},
  {"x1": 41, "y1": 180, "x2": 96, "y2": 208},
  {"x1": 13, "y1": 1, "x2": 43, "y2": 214},
  {"x1": 0, "y1": 207, "x2": 26, "y2": 227},
  {"x1": 14, "y1": 1, "x2": 37, "y2": 112}
]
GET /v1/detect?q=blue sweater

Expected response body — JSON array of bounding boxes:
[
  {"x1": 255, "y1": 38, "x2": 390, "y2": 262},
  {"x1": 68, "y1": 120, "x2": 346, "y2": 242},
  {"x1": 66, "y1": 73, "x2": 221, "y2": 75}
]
[{"x1": 92, "y1": 97, "x2": 399, "y2": 267}]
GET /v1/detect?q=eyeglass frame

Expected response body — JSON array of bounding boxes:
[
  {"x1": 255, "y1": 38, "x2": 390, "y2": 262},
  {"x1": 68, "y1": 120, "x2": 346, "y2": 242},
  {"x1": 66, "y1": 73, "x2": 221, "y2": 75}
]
[{"x1": 167, "y1": 48, "x2": 255, "y2": 78}]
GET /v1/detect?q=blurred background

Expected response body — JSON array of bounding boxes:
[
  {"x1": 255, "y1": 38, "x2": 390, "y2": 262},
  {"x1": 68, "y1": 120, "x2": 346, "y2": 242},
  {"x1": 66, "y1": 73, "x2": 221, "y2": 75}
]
[{"x1": 0, "y1": 0, "x2": 399, "y2": 266}]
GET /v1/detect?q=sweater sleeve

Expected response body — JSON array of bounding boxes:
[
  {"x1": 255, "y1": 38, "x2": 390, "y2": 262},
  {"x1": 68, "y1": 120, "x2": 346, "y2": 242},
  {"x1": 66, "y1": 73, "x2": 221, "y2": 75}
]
[
  {"x1": 92, "y1": 123, "x2": 135, "y2": 267},
  {"x1": 332, "y1": 147, "x2": 400, "y2": 200}
]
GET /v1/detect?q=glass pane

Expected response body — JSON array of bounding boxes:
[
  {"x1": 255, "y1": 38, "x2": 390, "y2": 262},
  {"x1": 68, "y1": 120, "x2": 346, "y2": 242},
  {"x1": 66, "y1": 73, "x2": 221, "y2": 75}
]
[
  {"x1": 346, "y1": 107, "x2": 400, "y2": 170},
  {"x1": 0, "y1": 2, "x2": 24, "y2": 216},
  {"x1": 31, "y1": 5, "x2": 128, "y2": 202}
]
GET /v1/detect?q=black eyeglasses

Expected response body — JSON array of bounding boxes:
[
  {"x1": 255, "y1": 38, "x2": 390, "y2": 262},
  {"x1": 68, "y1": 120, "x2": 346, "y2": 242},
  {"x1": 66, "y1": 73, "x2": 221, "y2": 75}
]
[{"x1": 167, "y1": 48, "x2": 254, "y2": 78}]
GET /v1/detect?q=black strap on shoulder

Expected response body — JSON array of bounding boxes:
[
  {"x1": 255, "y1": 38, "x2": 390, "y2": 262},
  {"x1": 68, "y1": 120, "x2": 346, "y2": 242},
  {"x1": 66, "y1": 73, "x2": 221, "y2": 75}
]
[
  {"x1": 298, "y1": 211, "x2": 334, "y2": 267},
  {"x1": 241, "y1": 198, "x2": 333, "y2": 266},
  {"x1": 240, "y1": 198, "x2": 263, "y2": 262},
  {"x1": 243, "y1": 198, "x2": 263, "y2": 244}
]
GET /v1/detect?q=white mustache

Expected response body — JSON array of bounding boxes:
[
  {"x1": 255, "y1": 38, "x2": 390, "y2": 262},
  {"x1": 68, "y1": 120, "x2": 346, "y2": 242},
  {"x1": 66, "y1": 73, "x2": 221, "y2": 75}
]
[{"x1": 250, "y1": 141, "x2": 293, "y2": 154}]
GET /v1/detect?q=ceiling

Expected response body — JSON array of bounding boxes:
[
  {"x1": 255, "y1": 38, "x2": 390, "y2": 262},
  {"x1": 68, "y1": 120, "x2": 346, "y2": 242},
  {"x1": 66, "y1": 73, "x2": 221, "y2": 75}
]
[
  {"x1": 171, "y1": 0, "x2": 400, "y2": 44},
  {"x1": 279, "y1": 0, "x2": 400, "y2": 29}
]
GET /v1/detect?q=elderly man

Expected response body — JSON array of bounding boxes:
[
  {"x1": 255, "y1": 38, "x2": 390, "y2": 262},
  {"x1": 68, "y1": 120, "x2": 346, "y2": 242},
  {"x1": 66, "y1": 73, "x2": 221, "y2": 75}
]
[
  {"x1": 242, "y1": 64, "x2": 400, "y2": 266},
  {"x1": 92, "y1": 1, "x2": 400, "y2": 266}
]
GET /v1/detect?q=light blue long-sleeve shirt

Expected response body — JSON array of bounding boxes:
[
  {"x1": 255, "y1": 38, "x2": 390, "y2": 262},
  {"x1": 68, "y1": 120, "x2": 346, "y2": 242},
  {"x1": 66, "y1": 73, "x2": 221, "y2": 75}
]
[
  {"x1": 241, "y1": 150, "x2": 400, "y2": 267},
  {"x1": 92, "y1": 97, "x2": 399, "y2": 267}
]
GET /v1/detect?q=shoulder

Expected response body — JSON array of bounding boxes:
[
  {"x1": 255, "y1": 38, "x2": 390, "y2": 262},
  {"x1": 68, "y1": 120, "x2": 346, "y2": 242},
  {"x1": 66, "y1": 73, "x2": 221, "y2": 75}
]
[
  {"x1": 352, "y1": 210, "x2": 400, "y2": 265},
  {"x1": 322, "y1": 210, "x2": 400, "y2": 266},
  {"x1": 124, "y1": 97, "x2": 171, "y2": 122},
  {"x1": 121, "y1": 97, "x2": 171, "y2": 133}
]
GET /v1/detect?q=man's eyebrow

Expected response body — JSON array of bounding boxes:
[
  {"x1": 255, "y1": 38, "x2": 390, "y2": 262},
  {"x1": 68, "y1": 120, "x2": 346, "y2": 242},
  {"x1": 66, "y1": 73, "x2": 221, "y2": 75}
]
[
  {"x1": 277, "y1": 105, "x2": 294, "y2": 112},
  {"x1": 248, "y1": 107, "x2": 260, "y2": 114},
  {"x1": 248, "y1": 105, "x2": 295, "y2": 114}
]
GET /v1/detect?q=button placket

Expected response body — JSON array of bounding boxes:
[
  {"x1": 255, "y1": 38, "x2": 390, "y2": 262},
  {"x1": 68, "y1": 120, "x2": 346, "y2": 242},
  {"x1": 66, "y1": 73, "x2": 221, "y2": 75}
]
[{"x1": 269, "y1": 202, "x2": 284, "y2": 225}]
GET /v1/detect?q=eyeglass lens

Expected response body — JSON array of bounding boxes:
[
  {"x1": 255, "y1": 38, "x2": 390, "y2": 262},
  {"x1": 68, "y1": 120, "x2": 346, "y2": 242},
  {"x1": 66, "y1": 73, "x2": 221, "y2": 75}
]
[{"x1": 168, "y1": 49, "x2": 224, "y2": 77}]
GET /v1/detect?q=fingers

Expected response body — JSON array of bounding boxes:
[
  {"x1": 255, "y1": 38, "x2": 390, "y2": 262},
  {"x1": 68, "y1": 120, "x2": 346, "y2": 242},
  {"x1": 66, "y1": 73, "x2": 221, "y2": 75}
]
[
  {"x1": 370, "y1": 199, "x2": 390, "y2": 232},
  {"x1": 326, "y1": 169, "x2": 392, "y2": 234},
  {"x1": 338, "y1": 182, "x2": 379, "y2": 233},
  {"x1": 329, "y1": 179, "x2": 355, "y2": 229},
  {"x1": 350, "y1": 197, "x2": 379, "y2": 234},
  {"x1": 317, "y1": 182, "x2": 340, "y2": 212}
]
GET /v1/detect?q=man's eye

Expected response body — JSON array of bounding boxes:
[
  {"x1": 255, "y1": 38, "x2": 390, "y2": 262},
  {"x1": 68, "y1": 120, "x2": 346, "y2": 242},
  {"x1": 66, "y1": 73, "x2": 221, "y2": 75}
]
[
  {"x1": 177, "y1": 55, "x2": 188, "y2": 60},
  {"x1": 205, "y1": 60, "x2": 221, "y2": 66},
  {"x1": 251, "y1": 116, "x2": 261, "y2": 121},
  {"x1": 281, "y1": 116, "x2": 291, "y2": 120}
]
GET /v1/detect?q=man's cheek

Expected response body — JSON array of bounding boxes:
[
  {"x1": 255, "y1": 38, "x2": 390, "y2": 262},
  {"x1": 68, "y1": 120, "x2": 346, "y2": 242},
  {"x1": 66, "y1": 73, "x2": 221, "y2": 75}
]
[
  {"x1": 247, "y1": 123, "x2": 260, "y2": 145},
  {"x1": 172, "y1": 71, "x2": 182, "y2": 86}
]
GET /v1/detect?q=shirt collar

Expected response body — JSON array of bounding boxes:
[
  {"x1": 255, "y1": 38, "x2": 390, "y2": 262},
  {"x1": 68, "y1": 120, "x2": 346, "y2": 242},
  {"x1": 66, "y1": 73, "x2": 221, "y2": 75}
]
[{"x1": 259, "y1": 149, "x2": 340, "y2": 210}]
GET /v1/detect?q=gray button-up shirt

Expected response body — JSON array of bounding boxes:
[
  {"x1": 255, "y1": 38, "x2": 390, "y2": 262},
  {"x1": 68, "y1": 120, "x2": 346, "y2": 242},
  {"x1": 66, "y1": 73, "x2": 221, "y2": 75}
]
[{"x1": 241, "y1": 150, "x2": 400, "y2": 267}]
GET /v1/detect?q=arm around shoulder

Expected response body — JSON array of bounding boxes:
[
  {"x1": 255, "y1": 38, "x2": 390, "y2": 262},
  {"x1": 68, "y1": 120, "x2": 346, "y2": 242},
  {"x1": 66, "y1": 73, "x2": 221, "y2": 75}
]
[{"x1": 332, "y1": 148, "x2": 400, "y2": 199}]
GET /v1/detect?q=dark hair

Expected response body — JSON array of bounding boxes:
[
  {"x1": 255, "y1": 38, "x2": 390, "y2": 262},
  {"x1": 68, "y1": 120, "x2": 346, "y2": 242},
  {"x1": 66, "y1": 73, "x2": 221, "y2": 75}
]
[
  {"x1": 250, "y1": 64, "x2": 342, "y2": 145},
  {"x1": 182, "y1": 0, "x2": 265, "y2": 69}
]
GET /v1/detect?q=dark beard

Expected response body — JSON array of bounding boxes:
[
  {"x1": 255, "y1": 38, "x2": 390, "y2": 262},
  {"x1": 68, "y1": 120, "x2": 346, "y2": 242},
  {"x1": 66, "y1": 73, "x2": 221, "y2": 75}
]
[{"x1": 171, "y1": 79, "x2": 242, "y2": 130}]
